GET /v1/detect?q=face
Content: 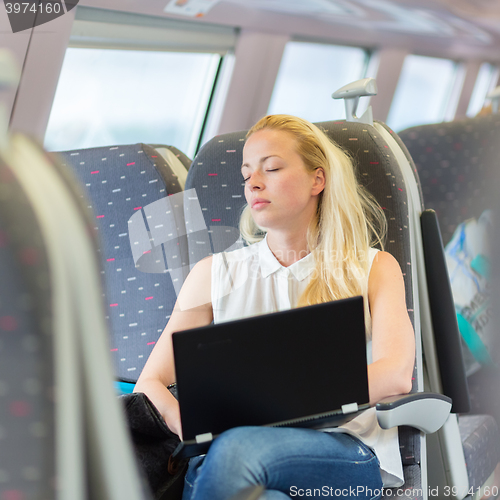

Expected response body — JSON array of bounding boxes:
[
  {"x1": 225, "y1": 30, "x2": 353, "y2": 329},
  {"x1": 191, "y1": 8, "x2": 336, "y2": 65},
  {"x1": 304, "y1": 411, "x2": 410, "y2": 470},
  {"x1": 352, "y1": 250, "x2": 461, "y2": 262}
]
[{"x1": 241, "y1": 129, "x2": 325, "y2": 233}]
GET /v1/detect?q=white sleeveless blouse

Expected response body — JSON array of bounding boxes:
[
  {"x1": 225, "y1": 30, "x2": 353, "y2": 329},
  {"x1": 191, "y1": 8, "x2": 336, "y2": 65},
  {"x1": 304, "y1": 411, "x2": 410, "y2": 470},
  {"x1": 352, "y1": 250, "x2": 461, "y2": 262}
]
[{"x1": 211, "y1": 236, "x2": 404, "y2": 487}]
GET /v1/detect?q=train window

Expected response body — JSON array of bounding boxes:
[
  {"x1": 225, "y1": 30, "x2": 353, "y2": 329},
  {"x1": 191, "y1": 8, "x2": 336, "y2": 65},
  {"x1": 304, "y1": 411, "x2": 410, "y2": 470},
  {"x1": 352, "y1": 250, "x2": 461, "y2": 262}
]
[
  {"x1": 387, "y1": 54, "x2": 459, "y2": 132},
  {"x1": 43, "y1": 7, "x2": 237, "y2": 157},
  {"x1": 44, "y1": 48, "x2": 220, "y2": 157},
  {"x1": 466, "y1": 63, "x2": 500, "y2": 117},
  {"x1": 267, "y1": 41, "x2": 369, "y2": 122}
]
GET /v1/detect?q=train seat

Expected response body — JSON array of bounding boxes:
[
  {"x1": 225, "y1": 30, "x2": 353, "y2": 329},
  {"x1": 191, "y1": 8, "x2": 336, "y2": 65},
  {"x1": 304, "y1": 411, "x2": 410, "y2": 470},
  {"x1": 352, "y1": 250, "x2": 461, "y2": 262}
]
[
  {"x1": 0, "y1": 135, "x2": 151, "y2": 499},
  {"x1": 398, "y1": 114, "x2": 500, "y2": 494},
  {"x1": 56, "y1": 143, "x2": 191, "y2": 387},
  {"x1": 0, "y1": 144, "x2": 57, "y2": 500},
  {"x1": 419, "y1": 207, "x2": 500, "y2": 495},
  {"x1": 378, "y1": 118, "x2": 500, "y2": 497},
  {"x1": 459, "y1": 414, "x2": 500, "y2": 492},
  {"x1": 398, "y1": 113, "x2": 500, "y2": 247},
  {"x1": 399, "y1": 113, "x2": 500, "y2": 397},
  {"x1": 183, "y1": 117, "x2": 453, "y2": 498}
]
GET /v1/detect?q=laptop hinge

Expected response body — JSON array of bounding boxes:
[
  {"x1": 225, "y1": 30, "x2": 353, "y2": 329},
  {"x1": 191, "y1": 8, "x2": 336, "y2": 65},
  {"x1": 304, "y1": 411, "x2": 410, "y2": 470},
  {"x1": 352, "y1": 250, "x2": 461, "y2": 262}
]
[
  {"x1": 341, "y1": 403, "x2": 359, "y2": 414},
  {"x1": 195, "y1": 432, "x2": 214, "y2": 444}
]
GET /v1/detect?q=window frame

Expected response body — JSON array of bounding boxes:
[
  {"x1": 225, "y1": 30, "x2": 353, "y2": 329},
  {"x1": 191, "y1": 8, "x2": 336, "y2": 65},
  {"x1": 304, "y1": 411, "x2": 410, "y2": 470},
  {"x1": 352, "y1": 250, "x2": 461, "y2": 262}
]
[
  {"x1": 386, "y1": 52, "x2": 463, "y2": 132},
  {"x1": 70, "y1": 6, "x2": 238, "y2": 55},
  {"x1": 466, "y1": 62, "x2": 500, "y2": 118},
  {"x1": 266, "y1": 38, "x2": 373, "y2": 123},
  {"x1": 43, "y1": 6, "x2": 237, "y2": 156}
]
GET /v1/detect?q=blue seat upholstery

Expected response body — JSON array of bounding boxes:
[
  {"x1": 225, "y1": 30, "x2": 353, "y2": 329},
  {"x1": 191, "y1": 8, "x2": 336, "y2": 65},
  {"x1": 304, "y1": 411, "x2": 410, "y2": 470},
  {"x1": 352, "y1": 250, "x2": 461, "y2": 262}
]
[{"x1": 57, "y1": 143, "x2": 191, "y2": 383}]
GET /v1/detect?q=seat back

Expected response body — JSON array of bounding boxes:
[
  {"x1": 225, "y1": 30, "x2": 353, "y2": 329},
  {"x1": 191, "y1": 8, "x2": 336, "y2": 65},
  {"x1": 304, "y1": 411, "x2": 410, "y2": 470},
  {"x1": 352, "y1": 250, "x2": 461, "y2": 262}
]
[
  {"x1": 0, "y1": 149, "x2": 56, "y2": 500},
  {"x1": 399, "y1": 114, "x2": 500, "y2": 247},
  {"x1": 185, "y1": 120, "x2": 420, "y2": 381},
  {"x1": 399, "y1": 116, "x2": 500, "y2": 496},
  {"x1": 1, "y1": 135, "x2": 151, "y2": 499},
  {"x1": 185, "y1": 119, "x2": 423, "y2": 498},
  {"x1": 420, "y1": 210, "x2": 471, "y2": 414},
  {"x1": 57, "y1": 143, "x2": 191, "y2": 383},
  {"x1": 399, "y1": 116, "x2": 499, "y2": 380}
]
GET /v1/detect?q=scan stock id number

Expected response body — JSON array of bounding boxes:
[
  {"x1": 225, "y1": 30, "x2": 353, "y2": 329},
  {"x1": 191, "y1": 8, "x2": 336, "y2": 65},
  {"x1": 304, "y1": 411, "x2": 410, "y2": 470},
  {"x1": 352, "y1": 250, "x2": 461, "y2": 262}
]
[{"x1": 5, "y1": 2, "x2": 62, "y2": 14}]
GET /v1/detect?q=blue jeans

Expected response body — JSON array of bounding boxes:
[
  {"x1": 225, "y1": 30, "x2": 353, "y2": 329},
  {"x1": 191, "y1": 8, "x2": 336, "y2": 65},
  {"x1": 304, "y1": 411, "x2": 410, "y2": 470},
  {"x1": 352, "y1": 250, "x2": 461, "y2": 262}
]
[{"x1": 182, "y1": 426, "x2": 383, "y2": 500}]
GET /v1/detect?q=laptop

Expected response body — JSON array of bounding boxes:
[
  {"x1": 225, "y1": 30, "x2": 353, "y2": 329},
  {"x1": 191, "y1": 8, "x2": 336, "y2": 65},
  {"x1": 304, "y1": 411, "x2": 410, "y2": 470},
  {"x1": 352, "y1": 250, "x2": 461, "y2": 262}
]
[{"x1": 171, "y1": 295, "x2": 370, "y2": 459}]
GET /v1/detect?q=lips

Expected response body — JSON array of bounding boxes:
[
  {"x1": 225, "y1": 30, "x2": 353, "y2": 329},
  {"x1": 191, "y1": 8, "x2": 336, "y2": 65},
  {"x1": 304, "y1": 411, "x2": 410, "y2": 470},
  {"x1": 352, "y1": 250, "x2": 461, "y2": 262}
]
[{"x1": 251, "y1": 198, "x2": 270, "y2": 208}]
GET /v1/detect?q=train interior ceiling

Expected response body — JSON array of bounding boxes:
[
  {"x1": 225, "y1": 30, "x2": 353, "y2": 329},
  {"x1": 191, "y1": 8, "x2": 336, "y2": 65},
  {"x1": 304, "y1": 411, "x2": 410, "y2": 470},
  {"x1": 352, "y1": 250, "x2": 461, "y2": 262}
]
[
  {"x1": 1, "y1": 0, "x2": 500, "y2": 156},
  {"x1": 2, "y1": 0, "x2": 500, "y2": 499}
]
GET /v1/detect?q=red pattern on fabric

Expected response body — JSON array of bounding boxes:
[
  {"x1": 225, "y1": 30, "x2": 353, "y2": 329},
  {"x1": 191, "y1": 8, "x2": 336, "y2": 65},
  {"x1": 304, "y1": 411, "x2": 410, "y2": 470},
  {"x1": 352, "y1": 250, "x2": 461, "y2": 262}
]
[
  {"x1": 20, "y1": 248, "x2": 38, "y2": 266},
  {"x1": 9, "y1": 401, "x2": 31, "y2": 417},
  {"x1": 0, "y1": 316, "x2": 18, "y2": 331}
]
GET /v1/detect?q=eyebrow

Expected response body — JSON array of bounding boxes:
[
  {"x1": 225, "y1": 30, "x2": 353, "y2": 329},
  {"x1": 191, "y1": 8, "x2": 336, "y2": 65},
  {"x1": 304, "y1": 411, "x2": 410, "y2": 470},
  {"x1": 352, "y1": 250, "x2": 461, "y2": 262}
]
[{"x1": 241, "y1": 155, "x2": 281, "y2": 170}]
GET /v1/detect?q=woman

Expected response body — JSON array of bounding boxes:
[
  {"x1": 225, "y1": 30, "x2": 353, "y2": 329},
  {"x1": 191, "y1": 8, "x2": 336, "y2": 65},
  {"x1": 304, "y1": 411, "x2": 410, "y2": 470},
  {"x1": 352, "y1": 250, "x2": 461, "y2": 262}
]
[{"x1": 134, "y1": 115, "x2": 415, "y2": 499}]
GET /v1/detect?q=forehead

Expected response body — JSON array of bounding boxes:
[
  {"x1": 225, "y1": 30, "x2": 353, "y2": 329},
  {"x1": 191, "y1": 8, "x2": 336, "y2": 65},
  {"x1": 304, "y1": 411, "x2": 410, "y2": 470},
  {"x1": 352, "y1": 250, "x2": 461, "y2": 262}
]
[{"x1": 243, "y1": 129, "x2": 297, "y2": 158}]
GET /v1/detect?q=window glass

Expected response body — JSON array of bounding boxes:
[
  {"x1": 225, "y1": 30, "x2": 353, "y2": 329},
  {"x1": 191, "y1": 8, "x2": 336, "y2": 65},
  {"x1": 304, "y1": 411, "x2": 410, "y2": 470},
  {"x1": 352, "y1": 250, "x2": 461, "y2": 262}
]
[
  {"x1": 267, "y1": 41, "x2": 369, "y2": 122},
  {"x1": 466, "y1": 63, "x2": 500, "y2": 117},
  {"x1": 387, "y1": 54, "x2": 458, "y2": 132},
  {"x1": 44, "y1": 48, "x2": 220, "y2": 157}
]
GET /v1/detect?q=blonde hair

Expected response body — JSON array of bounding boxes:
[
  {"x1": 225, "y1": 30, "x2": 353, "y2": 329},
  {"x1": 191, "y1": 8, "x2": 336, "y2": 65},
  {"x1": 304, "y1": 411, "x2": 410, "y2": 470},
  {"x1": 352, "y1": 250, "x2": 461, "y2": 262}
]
[{"x1": 239, "y1": 114, "x2": 387, "y2": 315}]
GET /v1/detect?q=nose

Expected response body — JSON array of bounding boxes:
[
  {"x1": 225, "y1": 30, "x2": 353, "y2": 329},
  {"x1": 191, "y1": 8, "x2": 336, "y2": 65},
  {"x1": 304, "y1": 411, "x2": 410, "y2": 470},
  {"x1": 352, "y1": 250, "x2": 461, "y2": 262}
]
[{"x1": 247, "y1": 171, "x2": 264, "y2": 191}]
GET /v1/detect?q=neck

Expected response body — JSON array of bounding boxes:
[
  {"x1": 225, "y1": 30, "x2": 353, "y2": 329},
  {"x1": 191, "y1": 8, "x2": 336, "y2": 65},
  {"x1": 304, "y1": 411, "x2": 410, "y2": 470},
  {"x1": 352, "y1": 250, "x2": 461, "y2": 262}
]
[{"x1": 266, "y1": 231, "x2": 310, "y2": 267}]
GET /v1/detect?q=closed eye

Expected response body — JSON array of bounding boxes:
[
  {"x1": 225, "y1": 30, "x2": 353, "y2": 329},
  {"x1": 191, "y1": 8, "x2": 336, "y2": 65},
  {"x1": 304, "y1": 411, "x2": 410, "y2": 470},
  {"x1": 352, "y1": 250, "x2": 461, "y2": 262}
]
[{"x1": 243, "y1": 169, "x2": 279, "y2": 182}]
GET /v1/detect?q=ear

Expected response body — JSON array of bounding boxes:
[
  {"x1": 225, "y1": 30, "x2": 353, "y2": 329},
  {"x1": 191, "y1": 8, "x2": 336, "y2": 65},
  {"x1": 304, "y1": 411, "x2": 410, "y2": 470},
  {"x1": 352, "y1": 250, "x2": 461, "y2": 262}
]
[{"x1": 311, "y1": 168, "x2": 326, "y2": 196}]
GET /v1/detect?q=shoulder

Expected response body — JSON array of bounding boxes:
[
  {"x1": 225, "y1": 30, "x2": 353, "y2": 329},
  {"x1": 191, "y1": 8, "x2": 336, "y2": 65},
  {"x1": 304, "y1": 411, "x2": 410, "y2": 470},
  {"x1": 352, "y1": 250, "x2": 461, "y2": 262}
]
[
  {"x1": 369, "y1": 251, "x2": 403, "y2": 283},
  {"x1": 176, "y1": 255, "x2": 213, "y2": 311},
  {"x1": 190, "y1": 254, "x2": 213, "y2": 275},
  {"x1": 370, "y1": 250, "x2": 400, "y2": 270},
  {"x1": 368, "y1": 251, "x2": 406, "y2": 302}
]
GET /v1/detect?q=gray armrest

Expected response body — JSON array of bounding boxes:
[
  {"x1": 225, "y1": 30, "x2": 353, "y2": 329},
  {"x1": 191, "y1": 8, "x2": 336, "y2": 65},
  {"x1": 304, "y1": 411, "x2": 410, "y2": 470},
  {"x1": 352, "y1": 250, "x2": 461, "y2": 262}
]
[{"x1": 376, "y1": 393, "x2": 452, "y2": 434}]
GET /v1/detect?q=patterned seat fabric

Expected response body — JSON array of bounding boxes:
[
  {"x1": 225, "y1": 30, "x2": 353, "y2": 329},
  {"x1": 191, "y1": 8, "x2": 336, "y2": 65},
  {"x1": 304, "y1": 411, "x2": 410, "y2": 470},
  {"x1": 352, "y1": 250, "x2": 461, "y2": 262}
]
[
  {"x1": 57, "y1": 143, "x2": 191, "y2": 383},
  {"x1": 400, "y1": 115, "x2": 500, "y2": 492},
  {"x1": 185, "y1": 120, "x2": 421, "y2": 498},
  {"x1": 467, "y1": 369, "x2": 500, "y2": 426},
  {"x1": 459, "y1": 414, "x2": 500, "y2": 490},
  {"x1": 399, "y1": 114, "x2": 500, "y2": 247},
  {"x1": 0, "y1": 158, "x2": 56, "y2": 498}
]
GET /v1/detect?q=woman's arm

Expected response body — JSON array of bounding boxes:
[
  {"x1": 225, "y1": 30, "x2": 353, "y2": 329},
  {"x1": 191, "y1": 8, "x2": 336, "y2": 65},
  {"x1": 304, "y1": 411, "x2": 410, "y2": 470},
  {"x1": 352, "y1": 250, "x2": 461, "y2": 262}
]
[
  {"x1": 367, "y1": 251, "x2": 415, "y2": 405},
  {"x1": 134, "y1": 256, "x2": 214, "y2": 438}
]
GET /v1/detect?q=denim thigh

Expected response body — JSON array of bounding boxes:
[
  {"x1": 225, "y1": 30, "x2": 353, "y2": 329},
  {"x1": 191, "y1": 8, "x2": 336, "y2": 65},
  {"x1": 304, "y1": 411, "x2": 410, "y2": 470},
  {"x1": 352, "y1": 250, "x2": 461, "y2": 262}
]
[{"x1": 182, "y1": 426, "x2": 383, "y2": 500}]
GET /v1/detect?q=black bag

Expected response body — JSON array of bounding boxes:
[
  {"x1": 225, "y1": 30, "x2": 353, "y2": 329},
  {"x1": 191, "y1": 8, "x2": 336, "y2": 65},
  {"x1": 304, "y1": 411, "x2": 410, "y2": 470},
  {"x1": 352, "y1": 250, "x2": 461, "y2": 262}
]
[{"x1": 120, "y1": 391, "x2": 189, "y2": 500}]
